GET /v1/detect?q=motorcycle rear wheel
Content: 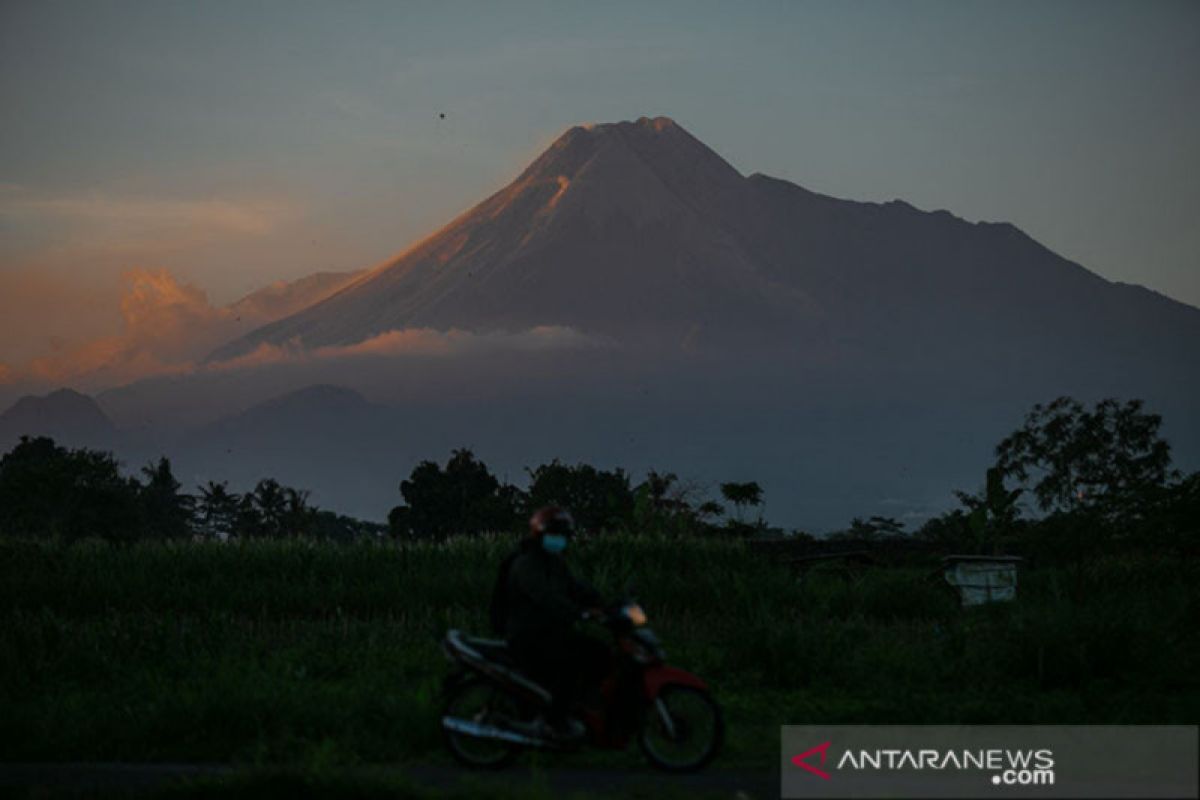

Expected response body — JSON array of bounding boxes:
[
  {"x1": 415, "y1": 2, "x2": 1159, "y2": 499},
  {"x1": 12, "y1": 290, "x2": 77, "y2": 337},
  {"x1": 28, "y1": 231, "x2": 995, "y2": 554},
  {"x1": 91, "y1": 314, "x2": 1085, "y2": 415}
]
[
  {"x1": 442, "y1": 677, "x2": 523, "y2": 769},
  {"x1": 638, "y1": 685, "x2": 724, "y2": 772}
]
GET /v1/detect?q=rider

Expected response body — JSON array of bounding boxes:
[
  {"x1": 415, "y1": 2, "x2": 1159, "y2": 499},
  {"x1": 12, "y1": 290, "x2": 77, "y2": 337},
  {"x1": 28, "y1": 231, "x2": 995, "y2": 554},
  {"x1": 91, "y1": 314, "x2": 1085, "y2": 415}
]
[{"x1": 493, "y1": 506, "x2": 609, "y2": 741}]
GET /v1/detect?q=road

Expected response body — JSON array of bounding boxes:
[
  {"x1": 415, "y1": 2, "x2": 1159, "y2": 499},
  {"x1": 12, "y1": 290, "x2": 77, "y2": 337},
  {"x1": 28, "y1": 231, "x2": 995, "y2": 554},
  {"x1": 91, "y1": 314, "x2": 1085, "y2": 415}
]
[{"x1": 0, "y1": 762, "x2": 779, "y2": 798}]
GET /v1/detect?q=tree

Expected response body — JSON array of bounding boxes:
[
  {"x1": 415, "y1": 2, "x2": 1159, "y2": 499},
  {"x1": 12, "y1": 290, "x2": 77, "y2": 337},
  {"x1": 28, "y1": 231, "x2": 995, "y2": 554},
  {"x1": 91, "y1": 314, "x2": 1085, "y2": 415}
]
[
  {"x1": 915, "y1": 509, "x2": 972, "y2": 550},
  {"x1": 720, "y1": 482, "x2": 763, "y2": 525},
  {"x1": 841, "y1": 515, "x2": 905, "y2": 541},
  {"x1": 525, "y1": 460, "x2": 633, "y2": 533},
  {"x1": 280, "y1": 486, "x2": 316, "y2": 538},
  {"x1": 390, "y1": 449, "x2": 520, "y2": 538},
  {"x1": 243, "y1": 478, "x2": 287, "y2": 538},
  {"x1": 1137, "y1": 471, "x2": 1200, "y2": 552},
  {"x1": 140, "y1": 458, "x2": 193, "y2": 539},
  {"x1": 956, "y1": 466, "x2": 1023, "y2": 551},
  {"x1": 995, "y1": 397, "x2": 1174, "y2": 522},
  {"x1": 0, "y1": 436, "x2": 142, "y2": 542},
  {"x1": 197, "y1": 481, "x2": 240, "y2": 539}
]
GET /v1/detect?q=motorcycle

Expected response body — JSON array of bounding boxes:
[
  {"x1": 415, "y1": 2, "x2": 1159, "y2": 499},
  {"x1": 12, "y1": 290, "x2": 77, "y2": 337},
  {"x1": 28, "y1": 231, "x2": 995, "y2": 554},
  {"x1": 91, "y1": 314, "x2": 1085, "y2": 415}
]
[{"x1": 439, "y1": 600, "x2": 723, "y2": 772}]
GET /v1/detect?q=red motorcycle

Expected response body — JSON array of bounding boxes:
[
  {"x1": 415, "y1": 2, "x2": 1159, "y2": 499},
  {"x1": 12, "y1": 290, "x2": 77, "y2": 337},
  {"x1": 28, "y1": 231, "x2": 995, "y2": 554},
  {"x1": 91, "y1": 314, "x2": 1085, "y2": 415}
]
[{"x1": 440, "y1": 601, "x2": 723, "y2": 772}]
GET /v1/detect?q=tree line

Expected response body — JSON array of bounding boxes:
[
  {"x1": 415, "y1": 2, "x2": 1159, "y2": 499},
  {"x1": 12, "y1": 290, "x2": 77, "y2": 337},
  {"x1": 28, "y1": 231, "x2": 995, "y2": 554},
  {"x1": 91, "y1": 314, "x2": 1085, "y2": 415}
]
[
  {"x1": 0, "y1": 396, "x2": 1195, "y2": 557},
  {"x1": 825, "y1": 397, "x2": 1198, "y2": 561},
  {"x1": 385, "y1": 449, "x2": 765, "y2": 539},
  {"x1": 0, "y1": 435, "x2": 764, "y2": 542},
  {"x1": 0, "y1": 437, "x2": 383, "y2": 542}
]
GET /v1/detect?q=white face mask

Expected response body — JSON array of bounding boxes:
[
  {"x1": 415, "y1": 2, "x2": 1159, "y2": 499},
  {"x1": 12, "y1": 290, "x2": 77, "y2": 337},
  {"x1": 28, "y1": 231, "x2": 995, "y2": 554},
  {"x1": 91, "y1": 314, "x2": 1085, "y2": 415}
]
[{"x1": 542, "y1": 534, "x2": 568, "y2": 554}]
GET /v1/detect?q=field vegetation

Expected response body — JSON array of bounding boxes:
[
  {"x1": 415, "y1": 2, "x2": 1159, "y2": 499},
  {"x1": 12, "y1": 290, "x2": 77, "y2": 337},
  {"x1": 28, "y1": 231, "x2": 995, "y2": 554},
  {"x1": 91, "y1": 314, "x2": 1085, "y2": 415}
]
[
  {"x1": 1, "y1": 395, "x2": 1197, "y2": 770},
  {"x1": 2, "y1": 534, "x2": 1196, "y2": 767}
]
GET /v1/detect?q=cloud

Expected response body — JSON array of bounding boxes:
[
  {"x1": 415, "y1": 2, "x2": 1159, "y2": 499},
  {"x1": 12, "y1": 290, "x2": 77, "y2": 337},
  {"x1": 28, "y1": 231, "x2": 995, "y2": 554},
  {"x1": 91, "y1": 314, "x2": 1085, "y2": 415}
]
[
  {"x1": 212, "y1": 326, "x2": 603, "y2": 371},
  {"x1": 12, "y1": 268, "x2": 363, "y2": 387},
  {"x1": 4, "y1": 266, "x2": 602, "y2": 389},
  {"x1": 20, "y1": 269, "x2": 236, "y2": 387}
]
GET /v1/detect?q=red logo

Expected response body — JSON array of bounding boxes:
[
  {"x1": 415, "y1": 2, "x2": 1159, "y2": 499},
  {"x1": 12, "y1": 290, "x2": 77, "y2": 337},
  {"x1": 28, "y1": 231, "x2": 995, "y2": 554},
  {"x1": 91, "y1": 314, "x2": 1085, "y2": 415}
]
[{"x1": 791, "y1": 741, "x2": 832, "y2": 780}]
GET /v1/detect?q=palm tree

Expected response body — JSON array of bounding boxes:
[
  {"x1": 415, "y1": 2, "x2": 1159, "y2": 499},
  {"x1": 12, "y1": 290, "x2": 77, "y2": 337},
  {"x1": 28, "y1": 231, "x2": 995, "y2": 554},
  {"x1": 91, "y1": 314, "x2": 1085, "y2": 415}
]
[
  {"x1": 720, "y1": 481, "x2": 763, "y2": 525},
  {"x1": 197, "y1": 480, "x2": 239, "y2": 539},
  {"x1": 281, "y1": 487, "x2": 315, "y2": 538},
  {"x1": 251, "y1": 479, "x2": 286, "y2": 537}
]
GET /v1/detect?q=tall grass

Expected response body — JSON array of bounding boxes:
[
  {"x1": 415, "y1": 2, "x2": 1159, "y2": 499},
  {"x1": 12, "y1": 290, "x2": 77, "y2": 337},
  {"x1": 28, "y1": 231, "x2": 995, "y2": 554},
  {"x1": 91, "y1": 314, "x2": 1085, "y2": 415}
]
[{"x1": 1, "y1": 536, "x2": 1196, "y2": 765}]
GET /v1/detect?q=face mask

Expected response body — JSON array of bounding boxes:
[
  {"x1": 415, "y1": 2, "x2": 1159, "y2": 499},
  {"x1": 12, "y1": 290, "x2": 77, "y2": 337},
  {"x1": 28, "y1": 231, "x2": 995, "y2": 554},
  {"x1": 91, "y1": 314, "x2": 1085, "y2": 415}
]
[{"x1": 542, "y1": 534, "x2": 568, "y2": 554}]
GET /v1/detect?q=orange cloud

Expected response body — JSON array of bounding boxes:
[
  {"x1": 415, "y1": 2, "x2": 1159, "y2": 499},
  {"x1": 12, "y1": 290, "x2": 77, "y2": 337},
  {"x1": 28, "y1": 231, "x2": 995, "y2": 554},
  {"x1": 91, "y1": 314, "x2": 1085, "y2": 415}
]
[
  {"x1": 5, "y1": 266, "x2": 599, "y2": 389},
  {"x1": 20, "y1": 269, "x2": 232, "y2": 387},
  {"x1": 10, "y1": 268, "x2": 360, "y2": 388},
  {"x1": 212, "y1": 326, "x2": 602, "y2": 371}
]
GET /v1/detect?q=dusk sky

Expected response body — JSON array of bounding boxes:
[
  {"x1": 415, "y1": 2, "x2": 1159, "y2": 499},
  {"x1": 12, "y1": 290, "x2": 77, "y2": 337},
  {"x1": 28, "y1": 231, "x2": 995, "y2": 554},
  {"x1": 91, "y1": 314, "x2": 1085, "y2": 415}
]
[{"x1": 2, "y1": 0, "x2": 1197, "y2": 371}]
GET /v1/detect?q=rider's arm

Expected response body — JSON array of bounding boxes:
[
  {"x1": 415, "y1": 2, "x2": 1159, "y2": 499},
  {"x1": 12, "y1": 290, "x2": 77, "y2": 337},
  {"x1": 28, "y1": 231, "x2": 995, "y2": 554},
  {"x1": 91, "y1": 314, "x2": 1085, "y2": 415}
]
[{"x1": 567, "y1": 572, "x2": 603, "y2": 611}]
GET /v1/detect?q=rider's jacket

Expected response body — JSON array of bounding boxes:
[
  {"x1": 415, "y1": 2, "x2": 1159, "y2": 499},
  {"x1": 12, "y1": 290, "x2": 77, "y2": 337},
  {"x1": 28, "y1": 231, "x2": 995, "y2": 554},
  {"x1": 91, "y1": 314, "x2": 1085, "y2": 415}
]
[{"x1": 502, "y1": 538, "x2": 602, "y2": 644}]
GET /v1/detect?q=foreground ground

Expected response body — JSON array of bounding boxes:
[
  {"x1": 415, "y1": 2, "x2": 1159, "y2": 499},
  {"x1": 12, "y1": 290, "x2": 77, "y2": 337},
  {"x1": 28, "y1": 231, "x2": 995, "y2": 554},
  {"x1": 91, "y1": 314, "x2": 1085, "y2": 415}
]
[
  {"x1": 1, "y1": 535, "x2": 1197, "y2": 791},
  {"x1": 0, "y1": 762, "x2": 776, "y2": 799}
]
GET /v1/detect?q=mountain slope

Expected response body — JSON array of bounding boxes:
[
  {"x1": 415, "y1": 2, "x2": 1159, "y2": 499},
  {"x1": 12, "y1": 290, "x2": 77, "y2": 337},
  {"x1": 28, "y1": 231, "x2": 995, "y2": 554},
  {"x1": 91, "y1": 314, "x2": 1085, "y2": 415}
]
[
  {"x1": 209, "y1": 117, "x2": 825, "y2": 359},
  {"x1": 228, "y1": 270, "x2": 366, "y2": 321}
]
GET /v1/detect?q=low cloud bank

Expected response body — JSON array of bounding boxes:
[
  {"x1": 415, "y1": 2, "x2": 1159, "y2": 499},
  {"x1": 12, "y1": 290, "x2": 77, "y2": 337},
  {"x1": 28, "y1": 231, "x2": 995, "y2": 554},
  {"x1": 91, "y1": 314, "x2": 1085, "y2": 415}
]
[
  {"x1": 0, "y1": 268, "x2": 600, "y2": 390},
  {"x1": 215, "y1": 326, "x2": 602, "y2": 371}
]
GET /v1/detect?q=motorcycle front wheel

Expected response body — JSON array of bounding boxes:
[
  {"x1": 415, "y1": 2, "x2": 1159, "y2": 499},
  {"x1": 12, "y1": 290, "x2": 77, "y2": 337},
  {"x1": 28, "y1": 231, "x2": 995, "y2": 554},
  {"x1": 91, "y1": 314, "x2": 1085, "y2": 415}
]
[
  {"x1": 638, "y1": 685, "x2": 724, "y2": 772},
  {"x1": 441, "y1": 677, "x2": 523, "y2": 769}
]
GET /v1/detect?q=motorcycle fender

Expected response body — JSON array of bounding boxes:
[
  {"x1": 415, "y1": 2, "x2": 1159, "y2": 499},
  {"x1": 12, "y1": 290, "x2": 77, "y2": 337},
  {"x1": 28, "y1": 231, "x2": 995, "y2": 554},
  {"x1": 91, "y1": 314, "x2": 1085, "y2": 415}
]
[{"x1": 642, "y1": 664, "x2": 708, "y2": 700}]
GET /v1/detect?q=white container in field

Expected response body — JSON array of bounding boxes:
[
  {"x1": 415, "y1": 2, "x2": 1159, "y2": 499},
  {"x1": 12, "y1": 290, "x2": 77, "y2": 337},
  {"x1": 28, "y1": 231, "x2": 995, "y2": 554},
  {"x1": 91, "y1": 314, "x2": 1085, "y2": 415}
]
[{"x1": 942, "y1": 555, "x2": 1022, "y2": 607}]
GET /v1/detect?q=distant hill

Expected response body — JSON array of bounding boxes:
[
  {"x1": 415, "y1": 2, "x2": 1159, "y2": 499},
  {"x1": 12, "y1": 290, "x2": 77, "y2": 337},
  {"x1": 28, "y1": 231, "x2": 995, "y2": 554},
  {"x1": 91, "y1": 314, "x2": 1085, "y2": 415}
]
[
  {"x1": 0, "y1": 389, "x2": 117, "y2": 451},
  {"x1": 172, "y1": 384, "x2": 410, "y2": 513}
]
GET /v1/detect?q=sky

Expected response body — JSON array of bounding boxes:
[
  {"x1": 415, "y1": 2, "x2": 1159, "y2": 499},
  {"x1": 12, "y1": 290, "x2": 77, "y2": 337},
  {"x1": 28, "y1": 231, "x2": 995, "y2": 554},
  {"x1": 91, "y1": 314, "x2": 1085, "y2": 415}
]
[{"x1": 2, "y1": 0, "x2": 1198, "y2": 373}]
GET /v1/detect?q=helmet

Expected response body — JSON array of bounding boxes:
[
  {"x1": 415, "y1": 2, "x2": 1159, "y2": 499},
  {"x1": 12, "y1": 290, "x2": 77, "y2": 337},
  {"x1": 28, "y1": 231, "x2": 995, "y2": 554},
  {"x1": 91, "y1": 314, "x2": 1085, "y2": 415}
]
[{"x1": 529, "y1": 505, "x2": 575, "y2": 538}]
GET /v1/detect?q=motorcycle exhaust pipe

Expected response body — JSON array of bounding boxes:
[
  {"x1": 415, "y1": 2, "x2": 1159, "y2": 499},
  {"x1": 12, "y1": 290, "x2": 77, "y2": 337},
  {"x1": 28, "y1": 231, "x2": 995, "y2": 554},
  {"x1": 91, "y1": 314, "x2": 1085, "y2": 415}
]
[{"x1": 441, "y1": 715, "x2": 545, "y2": 747}]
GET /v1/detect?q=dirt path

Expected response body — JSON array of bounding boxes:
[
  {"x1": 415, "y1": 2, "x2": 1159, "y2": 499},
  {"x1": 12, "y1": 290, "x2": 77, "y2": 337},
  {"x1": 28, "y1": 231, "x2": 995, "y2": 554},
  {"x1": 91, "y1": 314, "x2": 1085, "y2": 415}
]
[{"x1": 0, "y1": 762, "x2": 779, "y2": 798}]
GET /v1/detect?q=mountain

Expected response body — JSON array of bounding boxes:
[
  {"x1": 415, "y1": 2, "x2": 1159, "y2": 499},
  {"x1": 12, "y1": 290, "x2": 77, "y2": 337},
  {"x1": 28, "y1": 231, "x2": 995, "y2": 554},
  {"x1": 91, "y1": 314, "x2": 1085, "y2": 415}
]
[
  {"x1": 0, "y1": 388, "x2": 117, "y2": 451},
  {"x1": 209, "y1": 116, "x2": 1200, "y2": 381},
  {"x1": 93, "y1": 116, "x2": 1200, "y2": 529}
]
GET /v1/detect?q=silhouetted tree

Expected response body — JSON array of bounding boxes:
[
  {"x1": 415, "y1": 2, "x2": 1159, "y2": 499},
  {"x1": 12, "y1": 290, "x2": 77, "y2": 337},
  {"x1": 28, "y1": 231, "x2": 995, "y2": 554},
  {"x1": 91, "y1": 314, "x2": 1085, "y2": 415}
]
[
  {"x1": 1136, "y1": 471, "x2": 1200, "y2": 553},
  {"x1": 525, "y1": 460, "x2": 633, "y2": 533},
  {"x1": 835, "y1": 515, "x2": 906, "y2": 542},
  {"x1": 391, "y1": 449, "x2": 520, "y2": 538},
  {"x1": 995, "y1": 397, "x2": 1174, "y2": 523},
  {"x1": 952, "y1": 466, "x2": 1023, "y2": 552},
  {"x1": 140, "y1": 458, "x2": 193, "y2": 539},
  {"x1": 249, "y1": 478, "x2": 287, "y2": 538},
  {"x1": 281, "y1": 486, "x2": 316, "y2": 538},
  {"x1": 197, "y1": 481, "x2": 240, "y2": 539},
  {"x1": 0, "y1": 436, "x2": 141, "y2": 542},
  {"x1": 720, "y1": 482, "x2": 763, "y2": 524}
]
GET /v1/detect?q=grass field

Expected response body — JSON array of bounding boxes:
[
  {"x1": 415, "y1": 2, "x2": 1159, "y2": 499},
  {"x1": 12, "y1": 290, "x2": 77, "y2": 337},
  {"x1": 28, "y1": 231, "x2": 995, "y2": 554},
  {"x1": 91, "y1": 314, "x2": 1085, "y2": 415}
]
[{"x1": 1, "y1": 535, "x2": 1197, "y2": 770}]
